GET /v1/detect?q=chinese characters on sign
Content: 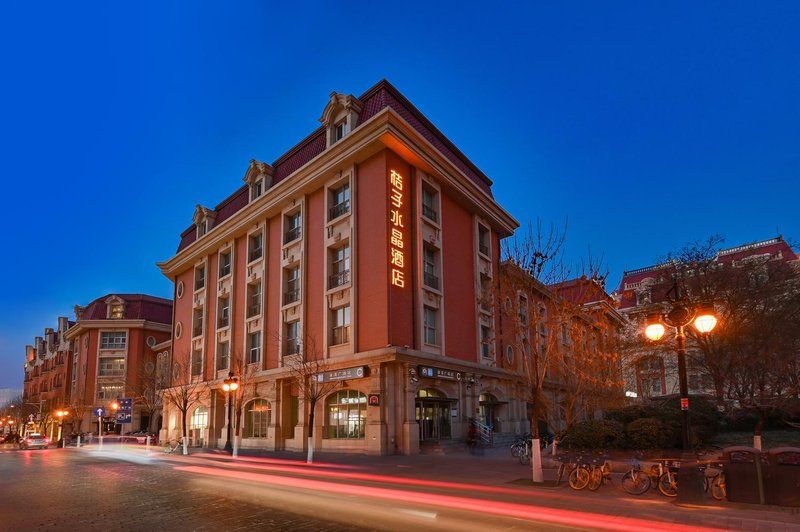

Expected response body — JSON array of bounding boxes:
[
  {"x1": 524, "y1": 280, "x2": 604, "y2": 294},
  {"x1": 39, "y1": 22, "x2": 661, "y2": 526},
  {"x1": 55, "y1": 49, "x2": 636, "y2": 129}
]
[{"x1": 389, "y1": 170, "x2": 405, "y2": 288}]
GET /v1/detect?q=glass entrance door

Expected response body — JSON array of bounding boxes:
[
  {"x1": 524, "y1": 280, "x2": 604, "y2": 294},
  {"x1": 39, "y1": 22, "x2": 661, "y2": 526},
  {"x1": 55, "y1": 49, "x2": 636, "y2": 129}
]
[{"x1": 415, "y1": 400, "x2": 452, "y2": 441}]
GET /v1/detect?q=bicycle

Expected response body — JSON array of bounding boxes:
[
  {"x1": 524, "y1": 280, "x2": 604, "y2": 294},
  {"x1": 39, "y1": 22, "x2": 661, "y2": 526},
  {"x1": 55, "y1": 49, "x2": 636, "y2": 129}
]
[
  {"x1": 586, "y1": 455, "x2": 612, "y2": 491},
  {"x1": 511, "y1": 433, "x2": 531, "y2": 458},
  {"x1": 567, "y1": 453, "x2": 593, "y2": 490},
  {"x1": 621, "y1": 459, "x2": 652, "y2": 495},
  {"x1": 163, "y1": 438, "x2": 184, "y2": 454},
  {"x1": 702, "y1": 460, "x2": 726, "y2": 500}
]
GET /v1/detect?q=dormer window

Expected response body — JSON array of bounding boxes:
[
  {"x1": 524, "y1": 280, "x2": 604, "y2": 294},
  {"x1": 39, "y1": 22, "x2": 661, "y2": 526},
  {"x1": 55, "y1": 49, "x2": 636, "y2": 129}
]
[
  {"x1": 243, "y1": 159, "x2": 273, "y2": 203},
  {"x1": 193, "y1": 205, "x2": 216, "y2": 239},
  {"x1": 320, "y1": 92, "x2": 364, "y2": 148},
  {"x1": 104, "y1": 296, "x2": 127, "y2": 319}
]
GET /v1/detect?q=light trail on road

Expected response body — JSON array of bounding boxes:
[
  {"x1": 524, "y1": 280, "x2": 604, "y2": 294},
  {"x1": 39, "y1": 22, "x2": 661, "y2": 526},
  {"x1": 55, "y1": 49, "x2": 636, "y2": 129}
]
[{"x1": 175, "y1": 465, "x2": 722, "y2": 532}]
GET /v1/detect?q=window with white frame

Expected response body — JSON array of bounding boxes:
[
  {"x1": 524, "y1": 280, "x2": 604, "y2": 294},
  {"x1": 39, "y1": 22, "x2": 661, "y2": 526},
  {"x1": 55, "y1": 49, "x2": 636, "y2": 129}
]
[
  {"x1": 216, "y1": 341, "x2": 230, "y2": 371},
  {"x1": 423, "y1": 245, "x2": 439, "y2": 290},
  {"x1": 329, "y1": 244, "x2": 350, "y2": 289},
  {"x1": 219, "y1": 250, "x2": 232, "y2": 278},
  {"x1": 245, "y1": 399, "x2": 271, "y2": 438},
  {"x1": 480, "y1": 325, "x2": 492, "y2": 358},
  {"x1": 284, "y1": 211, "x2": 301, "y2": 244},
  {"x1": 195, "y1": 265, "x2": 206, "y2": 290},
  {"x1": 247, "y1": 282, "x2": 261, "y2": 318},
  {"x1": 248, "y1": 331, "x2": 261, "y2": 364},
  {"x1": 284, "y1": 266, "x2": 300, "y2": 305},
  {"x1": 284, "y1": 321, "x2": 299, "y2": 355},
  {"x1": 423, "y1": 306, "x2": 438, "y2": 346},
  {"x1": 334, "y1": 120, "x2": 348, "y2": 142},
  {"x1": 331, "y1": 306, "x2": 350, "y2": 345},
  {"x1": 248, "y1": 232, "x2": 263, "y2": 262},
  {"x1": 217, "y1": 296, "x2": 230, "y2": 329},
  {"x1": 100, "y1": 332, "x2": 126, "y2": 349},
  {"x1": 421, "y1": 184, "x2": 438, "y2": 223},
  {"x1": 98, "y1": 357, "x2": 125, "y2": 377},
  {"x1": 98, "y1": 383, "x2": 123, "y2": 400},
  {"x1": 190, "y1": 406, "x2": 208, "y2": 429},
  {"x1": 250, "y1": 178, "x2": 263, "y2": 201},
  {"x1": 478, "y1": 224, "x2": 490, "y2": 257},
  {"x1": 193, "y1": 308, "x2": 204, "y2": 337},
  {"x1": 329, "y1": 182, "x2": 350, "y2": 220},
  {"x1": 191, "y1": 348, "x2": 203, "y2": 376}
]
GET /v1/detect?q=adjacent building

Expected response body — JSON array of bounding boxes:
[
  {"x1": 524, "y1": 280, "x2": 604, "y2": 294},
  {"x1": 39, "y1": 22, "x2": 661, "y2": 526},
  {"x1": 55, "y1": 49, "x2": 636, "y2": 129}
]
[{"x1": 157, "y1": 80, "x2": 525, "y2": 454}]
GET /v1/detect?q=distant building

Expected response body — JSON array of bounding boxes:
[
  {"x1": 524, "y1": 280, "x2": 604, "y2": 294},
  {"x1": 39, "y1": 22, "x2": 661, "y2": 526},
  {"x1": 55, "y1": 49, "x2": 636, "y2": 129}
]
[
  {"x1": 23, "y1": 294, "x2": 172, "y2": 437},
  {"x1": 615, "y1": 236, "x2": 799, "y2": 400}
]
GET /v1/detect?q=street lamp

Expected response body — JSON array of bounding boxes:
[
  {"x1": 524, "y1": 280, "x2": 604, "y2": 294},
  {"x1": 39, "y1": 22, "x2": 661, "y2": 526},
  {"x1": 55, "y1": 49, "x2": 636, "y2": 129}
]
[
  {"x1": 55, "y1": 409, "x2": 69, "y2": 448},
  {"x1": 644, "y1": 287, "x2": 718, "y2": 451},
  {"x1": 222, "y1": 372, "x2": 239, "y2": 453},
  {"x1": 111, "y1": 401, "x2": 119, "y2": 436}
]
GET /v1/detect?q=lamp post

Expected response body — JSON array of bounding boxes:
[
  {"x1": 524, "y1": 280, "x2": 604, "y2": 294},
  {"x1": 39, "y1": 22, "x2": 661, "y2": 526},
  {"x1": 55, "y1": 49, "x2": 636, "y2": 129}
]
[
  {"x1": 222, "y1": 372, "x2": 239, "y2": 454},
  {"x1": 55, "y1": 409, "x2": 69, "y2": 448}
]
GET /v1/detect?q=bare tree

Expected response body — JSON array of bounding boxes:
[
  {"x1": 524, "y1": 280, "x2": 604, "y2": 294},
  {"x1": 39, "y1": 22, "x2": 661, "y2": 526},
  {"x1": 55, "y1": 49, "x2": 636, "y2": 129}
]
[
  {"x1": 226, "y1": 350, "x2": 261, "y2": 458},
  {"x1": 159, "y1": 352, "x2": 207, "y2": 454},
  {"x1": 500, "y1": 219, "x2": 620, "y2": 481},
  {"x1": 127, "y1": 361, "x2": 162, "y2": 434},
  {"x1": 281, "y1": 334, "x2": 341, "y2": 463}
]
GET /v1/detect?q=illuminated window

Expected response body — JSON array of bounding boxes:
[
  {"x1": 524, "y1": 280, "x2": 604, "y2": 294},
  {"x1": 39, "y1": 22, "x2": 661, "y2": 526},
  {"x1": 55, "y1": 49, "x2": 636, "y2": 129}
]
[
  {"x1": 248, "y1": 331, "x2": 261, "y2": 364},
  {"x1": 98, "y1": 383, "x2": 123, "y2": 399},
  {"x1": 190, "y1": 406, "x2": 208, "y2": 429},
  {"x1": 329, "y1": 183, "x2": 350, "y2": 220},
  {"x1": 423, "y1": 306, "x2": 437, "y2": 346},
  {"x1": 247, "y1": 282, "x2": 261, "y2": 318},
  {"x1": 245, "y1": 399, "x2": 271, "y2": 438},
  {"x1": 248, "y1": 233, "x2": 263, "y2": 262},
  {"x1": 110, "y1": 304, "x2": 124, "y2": 319},
  {"x1": 100, "y1": 332, "x2": 126, "y2": 349},
  {"x1": 331, "y1": 306, "x2": 350, "y2": 346},
  {"x1": 285, "y1": 211, "x2": 302, "y2": 244},
  {"x1": 219, "y1": 250, "x2": 231, "y2": 278},
  {"x1": 329, "y1": 244, "x2": 350, "y2": 289},
  {"x1": 216, "y1": 341, "x2": 230, "y2": 371},
  {"x1": 326, "y1": 390, "x2": 366, "y2": 439}
]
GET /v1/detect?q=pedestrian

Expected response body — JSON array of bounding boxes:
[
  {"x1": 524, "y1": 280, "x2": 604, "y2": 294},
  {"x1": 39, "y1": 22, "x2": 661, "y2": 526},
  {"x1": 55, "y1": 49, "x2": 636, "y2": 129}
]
[{"x1": 467, "y1": 419, "x2": 480, "y2": 455}]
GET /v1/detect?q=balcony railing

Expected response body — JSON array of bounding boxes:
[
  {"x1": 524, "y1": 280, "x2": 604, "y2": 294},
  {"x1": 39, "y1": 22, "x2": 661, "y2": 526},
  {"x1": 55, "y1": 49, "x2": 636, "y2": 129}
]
[
  {"x1": 479, "y1": 242, "x2": 489, "y2": 256},
  {"x1": 192, "y1": 324, "x2": 203, "y2": 338},
  {"x1": 217, "y1": 316, "x2": 229, "y2": 329},
  {"x1": 423, "y1": 272, "x2": 440, "y2": 290},
  {"x1": 422, "y1": 204, "x2": 438, "y2": 223},
  {"x1": 284, "y1": 339, "x2": 300, "y2": 355},
  {"x1": 284, "y1": 226, "x2": 301, "y2": 244},
  {"x1": 329, "y1": 200, "x2": 350, "y2": 220},
  {"x1": 249, "y1": 248, "x2": 263, "y2": 262},
  {"x1": 247, "y1": 304, "x2": 261, "y2": 318},
  {"x1": 284, "y1": 289, "x2": 300, "y2": 305},
  {"x1": 195, "y1": 277, "x2": 205, "y2": 290},
  {"x1": 328, "y1": 270, "x2": 350, "y2": 289},
  {"x1": 331, "y1": 326, "x2": 350, "y2": 346}
]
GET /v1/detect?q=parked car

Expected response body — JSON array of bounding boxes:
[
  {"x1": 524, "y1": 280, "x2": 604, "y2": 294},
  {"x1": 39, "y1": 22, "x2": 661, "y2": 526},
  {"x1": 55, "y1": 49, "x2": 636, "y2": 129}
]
[
  {"x1": 19, "y1": 434, "x2": 50, "y2": 450},
  {"x1": 125, "y1": 430, "x2": 158, "y2": 444}
]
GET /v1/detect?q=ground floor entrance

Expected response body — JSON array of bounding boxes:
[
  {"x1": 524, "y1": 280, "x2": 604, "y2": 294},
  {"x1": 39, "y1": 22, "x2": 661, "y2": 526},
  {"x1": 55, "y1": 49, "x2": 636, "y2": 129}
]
[{"x1": 416, "y1": 389, "x2": 454, "y2": 441}]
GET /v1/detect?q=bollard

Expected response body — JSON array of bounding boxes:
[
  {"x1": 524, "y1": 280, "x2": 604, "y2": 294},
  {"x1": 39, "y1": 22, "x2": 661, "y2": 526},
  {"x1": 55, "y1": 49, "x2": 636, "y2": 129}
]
[
  {"x1": 676, "y1": 458, "x2": 706, "y2": 505},
  {"x1": 77, "y1": 435, "x2": 81, "y2": 448}
]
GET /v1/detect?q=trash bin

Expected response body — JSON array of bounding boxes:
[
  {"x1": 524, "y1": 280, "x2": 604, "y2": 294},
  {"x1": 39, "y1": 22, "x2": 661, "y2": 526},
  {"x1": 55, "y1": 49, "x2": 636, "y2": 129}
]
[
  {"x1": 722, "y1": 446, "x2": 766, "y2": 504},
  {"x1": 764, "y1": 447, "x2": 800, "y2": 507}
]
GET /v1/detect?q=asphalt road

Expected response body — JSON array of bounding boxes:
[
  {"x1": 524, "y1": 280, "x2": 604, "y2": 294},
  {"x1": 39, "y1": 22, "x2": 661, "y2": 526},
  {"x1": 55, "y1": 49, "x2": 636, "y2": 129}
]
[{"x1": 0, "y1": 445, "x2": 585, "y2": 531}]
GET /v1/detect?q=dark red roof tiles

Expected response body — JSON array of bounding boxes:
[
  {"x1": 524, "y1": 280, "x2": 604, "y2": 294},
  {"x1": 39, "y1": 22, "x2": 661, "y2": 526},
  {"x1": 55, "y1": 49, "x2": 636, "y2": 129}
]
[
  {"x1": 80, "y1": 294, "x2": 173, "y2": 325},
  {"x1": 176, "y1": 80, "x2": 495, "y2": 252}
]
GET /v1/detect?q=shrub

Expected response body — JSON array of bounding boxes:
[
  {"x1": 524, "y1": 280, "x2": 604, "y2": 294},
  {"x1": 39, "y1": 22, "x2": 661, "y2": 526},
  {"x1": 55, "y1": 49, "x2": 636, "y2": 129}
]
[
  {"x1": 561, "y1": 419, "x2": 625, "y2": 450},
  {"x1": 626, "y1": 417, "x2": 672, "y2": 449}
]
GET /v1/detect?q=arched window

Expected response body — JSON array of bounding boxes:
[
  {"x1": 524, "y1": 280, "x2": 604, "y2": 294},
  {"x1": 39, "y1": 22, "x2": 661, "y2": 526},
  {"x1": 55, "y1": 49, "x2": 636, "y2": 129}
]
[
  {"x1": 326, "y1": 390, "x2": 366, "y2": 439},
  {"x1": 190, "y1": 406, "x2": 208, "y2": 429},
  {"x1": 245, "y1": 399, "x2": 271, "y2": 438}
]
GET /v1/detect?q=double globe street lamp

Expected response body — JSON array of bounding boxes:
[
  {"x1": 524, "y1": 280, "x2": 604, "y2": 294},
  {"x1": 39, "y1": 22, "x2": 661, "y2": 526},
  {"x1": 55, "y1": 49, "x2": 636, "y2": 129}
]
[
  {"x1": 222, "y1": 372, "x2": 239, "y2": 453},
  {"x1": 643, "y1": 283, "x2": 718, "y2": 451}
]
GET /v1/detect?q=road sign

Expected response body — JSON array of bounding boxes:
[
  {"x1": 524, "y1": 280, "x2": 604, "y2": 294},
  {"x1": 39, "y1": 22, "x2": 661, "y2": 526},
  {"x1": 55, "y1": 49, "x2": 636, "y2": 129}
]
[
  {"x1": 94, "y1": 407, "x2": 106, "y2": 417},
  {"x1": 118, "y1": 398, "x2": 133, "y2": 413}
]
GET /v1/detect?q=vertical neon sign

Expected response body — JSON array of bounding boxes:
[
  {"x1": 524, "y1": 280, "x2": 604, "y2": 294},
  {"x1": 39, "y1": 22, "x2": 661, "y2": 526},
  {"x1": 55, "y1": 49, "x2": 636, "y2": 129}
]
[{"x1": 389, "y1": 170, "x2": 405, "y2": 287}]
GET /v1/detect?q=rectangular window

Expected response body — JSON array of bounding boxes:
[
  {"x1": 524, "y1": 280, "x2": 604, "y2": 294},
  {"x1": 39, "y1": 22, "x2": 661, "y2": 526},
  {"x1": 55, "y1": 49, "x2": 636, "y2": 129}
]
[
  {"x1": 98, "y1": 384, "x2": 123, "y2": 400},
  {"x1": 110, "y1": 304, "x2": 124, "y2": 319},
  {"x1": 247, "y1": 282, "x2": 261, "y2": 318},
  {"x1": 424, "y1": 306, "x2": 437, "y2": 346},
  {"x1": 329, "y1": 244, "x2": 351, "y2": 289},
  {"x1": 100, "y1": 332, "x2": 127, "y2": 350},
  {"x1": 284, "y1": 266, "x2": 300, "y2": 305},
  {"x1": 219, "y1": 250, "x2": 231, "y2": 278},
  {"x1": 480, "y1": 325, "x2": 491, "y2": 358},
  {"x1": 335, "y1": 121, "x2": 347, "y2": 141},
  {"x1": 331, "y1": 306, "x2": 351, "y2": 345},
  {"x1": 478, "y1": 225, "x2": 490, "y2": 256},
  {"x1": 250, "y1": 179, "x2": 263, "y2": 200},
  {"x1": 285, "y1": 321, "x2": 299, "y2": 355},
  {"x1": 422, "y1": 186, "x2": 438, "y2": 223},
  {"x1": 217, "y1": 297, "x2": 230, "y2": 329},
  {"x1": 216, "y1": 341, "x2": 230, "y2": 371},
  {"x1": 98, "y1": 357, "x2": 125, "y2": 377},
  {"x1": 423, "y1": 245, "x2": 439, "y2": 289},
  {"x1": 195, "y1": 265, "x2": 205, "y2": 290},
  {"x1": 191, "y1": 349, "x2": 203, "y2": 376},
  {"x1": 193, "y1": 308, "x2": 204, "y2": 337},
  {"x1": 284, "y1": 211, "x2": 301, "y2": 243},
  {"x1": 197, "y1": 220, "x2": 207, "y2": 237},
  {"x1": 248, "y1": 233, "x2": 263, "y2": 262},
  {"x1": 329, "y1": 183, "x2": 350, "y2": 220},
  {"x1": 248, "y1": 332, "x2": 261, "y2": 364}
]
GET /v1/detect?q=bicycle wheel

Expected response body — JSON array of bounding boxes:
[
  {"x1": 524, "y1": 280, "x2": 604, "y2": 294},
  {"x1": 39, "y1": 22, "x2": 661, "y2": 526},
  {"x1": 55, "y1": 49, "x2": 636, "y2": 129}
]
[
  {"x1": 568, "y1": 467, "x2": 590, "y2": 490},
  {"x1": 587, "y1": 467, "x2": 603, "y2": 491},
  {"x1": 511, "y1": 443, "x2": 523, "y2": 457},
  {"x1": 519, "y1": 448, "x2": 531, "y2": 465},
  {"x1": 621, "y1": 470, "x2": 651, "y2": 495},
  {"x1": 658, "y1": 471, "x2": 678, "y2": 497},
  {"x1": 710, "y1": 473, "x2": 726, "y2": 501}
]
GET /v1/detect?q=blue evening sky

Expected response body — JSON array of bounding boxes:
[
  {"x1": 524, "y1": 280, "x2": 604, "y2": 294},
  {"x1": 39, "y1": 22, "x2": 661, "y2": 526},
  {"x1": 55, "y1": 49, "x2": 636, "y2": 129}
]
[{"x1": 1, "y1": 1, "x2": 798, "y2": 388}]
